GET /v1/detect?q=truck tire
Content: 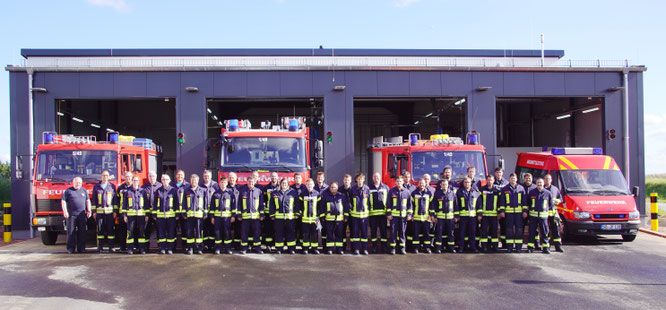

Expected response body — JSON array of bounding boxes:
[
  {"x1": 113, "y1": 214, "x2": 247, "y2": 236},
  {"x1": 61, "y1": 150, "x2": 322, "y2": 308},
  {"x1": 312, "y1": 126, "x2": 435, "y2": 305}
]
[
  {"x1": 41, "y1": 231, "x2": 59, "y2": 245},
  {"x1": 621, "y1": 234, "x2": 636, "y2": 242}
]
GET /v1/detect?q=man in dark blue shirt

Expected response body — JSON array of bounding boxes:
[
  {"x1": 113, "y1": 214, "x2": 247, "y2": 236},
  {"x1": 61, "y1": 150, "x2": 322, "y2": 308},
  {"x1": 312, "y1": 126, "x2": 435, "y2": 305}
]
[{"x1": 61, "y1": 177, "x2": 92, "y2": 254}]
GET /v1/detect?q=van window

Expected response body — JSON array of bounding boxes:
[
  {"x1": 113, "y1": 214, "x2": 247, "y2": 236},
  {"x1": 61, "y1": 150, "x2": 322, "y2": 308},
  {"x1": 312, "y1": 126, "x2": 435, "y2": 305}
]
[{"x1": 516, "y1": 166, "x2": 547, "y2": 181}]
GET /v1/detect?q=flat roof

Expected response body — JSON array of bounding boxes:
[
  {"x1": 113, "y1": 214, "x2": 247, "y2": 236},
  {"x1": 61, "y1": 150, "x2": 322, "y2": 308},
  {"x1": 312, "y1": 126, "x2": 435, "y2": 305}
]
[{"x1": 20, "y1": 48, "x2": 565, "y2": 58}]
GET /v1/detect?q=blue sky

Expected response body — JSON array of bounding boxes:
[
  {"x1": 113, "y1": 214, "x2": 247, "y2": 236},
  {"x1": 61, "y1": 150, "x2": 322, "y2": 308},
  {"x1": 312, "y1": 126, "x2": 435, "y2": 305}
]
[{"x1": 2, "y1": 0, "x2": 665, "y2": 173}]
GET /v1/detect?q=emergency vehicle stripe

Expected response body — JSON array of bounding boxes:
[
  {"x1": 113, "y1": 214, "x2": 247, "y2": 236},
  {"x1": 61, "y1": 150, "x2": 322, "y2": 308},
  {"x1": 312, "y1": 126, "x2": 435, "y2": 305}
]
[
  {"x1": 558, "y1": 156, "x2": 579, "y2": 170},
  {"x1": 559, "y1": 165, "x2": 568, "y2": 170},
  {"x1": 603, "y1": 156, "x2": 612, "y2": 170}
]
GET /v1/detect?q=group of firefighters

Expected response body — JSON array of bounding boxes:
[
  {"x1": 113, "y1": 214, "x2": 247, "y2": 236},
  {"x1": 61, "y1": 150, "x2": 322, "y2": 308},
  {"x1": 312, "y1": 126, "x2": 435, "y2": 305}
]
[{"x1": 65, "y1": 165, "x2": 564, "y2": 255}]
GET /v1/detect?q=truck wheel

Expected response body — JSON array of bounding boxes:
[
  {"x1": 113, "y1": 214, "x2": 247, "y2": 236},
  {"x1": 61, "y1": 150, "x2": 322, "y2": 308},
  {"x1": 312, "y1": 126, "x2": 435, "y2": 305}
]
[
  {"x1": 621, "y1": 234, "x2": 636, "y2": 242},
  {"x1": 41, "y1": 231, "x2": 59, "y2": 245}
]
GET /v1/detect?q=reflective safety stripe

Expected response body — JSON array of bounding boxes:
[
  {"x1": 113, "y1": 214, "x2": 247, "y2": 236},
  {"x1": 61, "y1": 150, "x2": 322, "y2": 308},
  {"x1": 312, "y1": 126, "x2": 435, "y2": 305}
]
[
  {"x1": 301, "y1": 196, "x2": 320, "y2": 223},
  {"x1": 274, "y1": 197, "x2": 296, "y2": 220},
  {"x1": 212, "y1": 198, "x2": 233, "y2": 217},
  {"x1": 242, "y1": 198, "x2": 261, "y2": 219},
  {"x1": 325, "y1": 201, "x2": 344, "y2": 221},
  {"x1": 351, "y1": 197, "x2": 369, "y2": 218}
]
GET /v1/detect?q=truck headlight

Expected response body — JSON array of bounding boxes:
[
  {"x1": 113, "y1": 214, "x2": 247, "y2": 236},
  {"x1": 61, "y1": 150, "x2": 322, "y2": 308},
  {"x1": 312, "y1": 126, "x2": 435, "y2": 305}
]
[
  {"x1": 33, "y1": 217, "x2": 47, "y2": 225},
  {"x1": 628, "y1": 211, "x2": 640, "y2": 219},
  {"x1": 573, "y1": 211, "x2": 591, "y2": 219}
]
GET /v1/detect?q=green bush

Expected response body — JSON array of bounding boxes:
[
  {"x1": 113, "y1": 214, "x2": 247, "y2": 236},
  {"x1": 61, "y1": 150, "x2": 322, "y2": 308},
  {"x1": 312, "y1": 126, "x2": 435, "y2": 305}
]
[
  {"x1": 645, "y1": 177, "x2": 666, "y2": 202},
  {"x1": 0, "y1": 162, "x2": 9, "y2": 204}
]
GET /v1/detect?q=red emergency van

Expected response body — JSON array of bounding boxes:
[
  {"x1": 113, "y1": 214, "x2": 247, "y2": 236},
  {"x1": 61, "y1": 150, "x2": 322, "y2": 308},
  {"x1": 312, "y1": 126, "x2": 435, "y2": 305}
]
[{"x1": 515, "y1": 147, "x2": 640, "y2": 241}]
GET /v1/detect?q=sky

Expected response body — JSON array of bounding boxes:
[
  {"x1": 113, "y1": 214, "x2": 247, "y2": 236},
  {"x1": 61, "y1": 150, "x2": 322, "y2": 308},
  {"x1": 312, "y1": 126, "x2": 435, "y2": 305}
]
[{"x1": 1, "y1": 0, "x2": 665, "y2": 174}]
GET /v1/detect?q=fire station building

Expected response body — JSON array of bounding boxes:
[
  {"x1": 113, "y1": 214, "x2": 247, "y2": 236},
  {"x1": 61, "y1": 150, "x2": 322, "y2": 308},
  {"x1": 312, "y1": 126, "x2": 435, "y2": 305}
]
[{"x1": 7, "y1": 48, "x2": 646, "y2": 235}]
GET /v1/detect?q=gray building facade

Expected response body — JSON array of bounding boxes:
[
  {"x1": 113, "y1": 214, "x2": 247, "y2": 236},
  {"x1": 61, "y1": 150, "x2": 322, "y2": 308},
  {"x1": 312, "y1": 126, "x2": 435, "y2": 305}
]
[{"x1": 7, "y1": 48, "x2": 646, "y2": 234}]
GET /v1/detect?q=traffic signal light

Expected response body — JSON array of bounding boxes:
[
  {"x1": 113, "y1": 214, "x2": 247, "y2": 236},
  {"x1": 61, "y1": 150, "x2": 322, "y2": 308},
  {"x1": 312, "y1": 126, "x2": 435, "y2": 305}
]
[
  {"x1": 607, "y1": 129, "x2": 616, "y2": 141},
  {"x1": 327, "y1": 131, "x2": 332, "y2": 143},
  {"x1": 178, "y1": 132, "x2": 185, "y2": 144}
]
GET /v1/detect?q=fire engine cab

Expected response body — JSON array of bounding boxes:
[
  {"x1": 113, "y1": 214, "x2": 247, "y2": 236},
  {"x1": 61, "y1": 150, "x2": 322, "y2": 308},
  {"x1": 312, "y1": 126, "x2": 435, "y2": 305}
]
[
  {"x1": 369, "y1": 132, "x2": 489, "y2": 188},
  {"x1": 29, "y1": 132, "x2": 162, "y2": 245},
  {"x1": 218, "y1": 117, "x2": 323, "y2": 185},
  {"x1": 515, "y1": 147, "x2": 640, "y2": 241}
]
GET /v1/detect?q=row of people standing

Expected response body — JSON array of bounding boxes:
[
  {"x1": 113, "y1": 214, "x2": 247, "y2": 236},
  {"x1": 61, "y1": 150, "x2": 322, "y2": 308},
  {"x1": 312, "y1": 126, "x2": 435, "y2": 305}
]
[{"x1": 75, "y1": 166, "x2": 564, "y2": 255}]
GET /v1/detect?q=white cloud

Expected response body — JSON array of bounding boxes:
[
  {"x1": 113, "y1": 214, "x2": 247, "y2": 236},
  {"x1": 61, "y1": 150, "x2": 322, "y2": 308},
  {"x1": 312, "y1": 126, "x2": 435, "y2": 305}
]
[
  {"x1": 0, "y1": 153, "x2": 9, "y2": 163},
  {"x1": 393, "y1": 0, "x2": 421, "y2": 8},
  {"x1": 86, "y1": 0, "x2": 130, "y2": 12}
]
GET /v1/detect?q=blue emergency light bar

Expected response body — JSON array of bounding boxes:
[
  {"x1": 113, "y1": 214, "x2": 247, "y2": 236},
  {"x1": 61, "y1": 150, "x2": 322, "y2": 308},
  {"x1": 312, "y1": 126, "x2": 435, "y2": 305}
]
[
  {"x1": 109, "y1": 132, "x2": 119, "y2": 144},
  {"x1": 289, "y1": 119, "x2": 299, "y2": 132},
  {"x1": 228, "y1": 119, "x2": 239, "y2": 131},
  {"x1": 550, "y1": 147, "x2": 603, "y2": 155},
  {"x1": 43, "y1": 132, "x2": 54, "y2": 144}
]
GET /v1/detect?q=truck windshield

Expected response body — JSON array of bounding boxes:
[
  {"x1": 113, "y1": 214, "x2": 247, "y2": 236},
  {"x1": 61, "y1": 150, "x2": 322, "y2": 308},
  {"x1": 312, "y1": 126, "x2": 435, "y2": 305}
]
[
  {"x1": 35, "y1": 150, "x2": 118, "y2": 182},
  {"x1": 411, "y1": 151, "x2": 486, "y2": 182},
  {"x1": 560, "y1": 169, "x2": 630, "y2": 196},
  {"x1": 221, "y1": 137, "x2": 306, "y2": 169}
]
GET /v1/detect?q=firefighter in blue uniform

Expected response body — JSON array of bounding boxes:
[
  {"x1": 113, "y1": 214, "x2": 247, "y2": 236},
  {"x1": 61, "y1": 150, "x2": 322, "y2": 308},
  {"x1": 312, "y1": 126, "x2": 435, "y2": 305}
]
[
  {"x1": 338, "y1": 174, "x2": 353, "y2": 251},
  {"x1": 411, "y1": 178, "x2": 434, "y2": 254},
  {"x1": 386, "y1": 175, "x2": 413, "y2": 255},
  {"x1": 270, "y1": 178, "x2": 299, "y2": 254},
  {"x1": 211, "y1": 177, "x2": 235, "y2": 255},
  {"x1": 115, "y1": 171, "x2": 133, "y2": 252},
  {"x1": 492, "y1": 167, "x2": 510, "y2": 249},
  {"x1": 321, "y1": 182, "x2": 348, "y2": 255},
  {"x1": 521, "y1": 173, "x2": 537, "y2": 250},
  {"x1": 142, "y1": 171, "x2": 161, "y2": 252},
  {"x1": 387, "y1": 176, "x2": 413, "y2": 255},
  {"x1": 298, "y1": 178, "x2": 321, "y2": 254},
  {"x1": 349, "y1": 173, "x2": 371, "y2": 255},
  {"x1": 402, "y1": 171, "x2": 417, "y2": 251},
  {"x1": 122, "y1": 176, "x2": 149, "y2": 255},
  {"x1": 544, "y1": 174, "x2": 564, "y2": 253},
  {"x1": 499, "y1": 173, "x2": 528, "y2": 253},
  {"x1": 153, "y1": 174, "x2": 178, "y2": 254},
  {"x1": 169, "y1": 170, "x2": 190, "y2": 252},
  {"x1": 527, "y1": 178, "x2": 554, "y2": 254},
  {"x1": 238, "y1": 175, "x2": 265, "y2": 254},
  {"x1": 290, "y1": 173, "x2": 307, "y2": 248},
  {"x1": 92, "y1": 170, "x2": 117, "y2": 252},
  {"x1": 200, "y1": 170, "x2": 220, "y2": 252},
  {"x1": 183, "y1": 174, "x2": 207, "y2": 255},
  {"x1": 432, "y1": 179, "x2": 457, "y2": 253},
  {"x1": 478, "y1": 174, "x2": 500, "y2": 252},
  {"x1": 262, "y1": 172, "x2": 280, "y2": 252},
  {"x1": 368, "y1": 172, "x2": 390, "y2": 254},
  {"x1": 314, "y1": 171, "x2": 328, "y2": 250},
  {"x1": 226, "y1": 172, "x2": 242, "y2": 250},
  {"x1": 456, "y1": 177, "x2": 480, "y2": 253}
]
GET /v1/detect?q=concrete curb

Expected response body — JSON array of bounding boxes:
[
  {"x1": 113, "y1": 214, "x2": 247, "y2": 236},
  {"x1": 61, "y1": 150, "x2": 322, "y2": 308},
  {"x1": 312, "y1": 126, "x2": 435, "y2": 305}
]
[{"x1": 639, "y1": 228, "x2": 666, "y2": 238}]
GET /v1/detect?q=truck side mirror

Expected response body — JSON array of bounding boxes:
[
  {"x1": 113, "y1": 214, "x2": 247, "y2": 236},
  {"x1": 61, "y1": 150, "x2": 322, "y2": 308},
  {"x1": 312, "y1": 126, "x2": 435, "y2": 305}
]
[
  {"x1": 498, "y1": 158, "x2": 505, "y2": 170},
  {"x1": 387, "y1": 155, "x2": 397, "y2": 178},
  {"x1": 632, "y1": 186, "x2": 640, "y2": 197},
  {"x1": 314, "y1": 140, "x2": 324, "y2": 160},
  {"x1": 15, "y1": 156, "x2": 23, "y2": 179},
  {"x1": 134, "y1": 158, "x2": 142, "y2": 172}
]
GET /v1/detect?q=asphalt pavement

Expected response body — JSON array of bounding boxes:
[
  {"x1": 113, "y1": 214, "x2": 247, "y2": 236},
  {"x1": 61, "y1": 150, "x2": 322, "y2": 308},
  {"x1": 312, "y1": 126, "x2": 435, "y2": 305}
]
[{"x1": 1, "y1": 234, "x2": 665, "y2": 310}]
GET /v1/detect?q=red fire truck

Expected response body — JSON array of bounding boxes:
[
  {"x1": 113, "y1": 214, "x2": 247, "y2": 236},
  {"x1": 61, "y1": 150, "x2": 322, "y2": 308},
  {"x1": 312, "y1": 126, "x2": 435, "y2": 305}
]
[
  {"x1": 217, "y1": 117, "x2": 323, "y2": 185},
  {"x1": 368, "y1": 132, "x2": 490, "y2": 188},
  {"x1": 29, "y1": 132, "x2": 162, "y2": 245},
  {"x1": 515, "y1": 147, "x2": 640, "y2": 241}
]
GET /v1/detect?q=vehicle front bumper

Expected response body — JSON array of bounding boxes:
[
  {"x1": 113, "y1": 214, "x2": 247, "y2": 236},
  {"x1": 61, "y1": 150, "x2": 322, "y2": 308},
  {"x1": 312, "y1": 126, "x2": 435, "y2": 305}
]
[{"x1": 564, "y1": 219, "x2": 640, "y2": 236}]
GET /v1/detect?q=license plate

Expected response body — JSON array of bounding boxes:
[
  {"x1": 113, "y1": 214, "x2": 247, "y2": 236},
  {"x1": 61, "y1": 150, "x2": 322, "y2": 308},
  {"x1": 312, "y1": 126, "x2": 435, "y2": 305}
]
[
  {"x1": 601, "y1": 224, "x2": 622, "y2": 230},
  {"x1": 37, "y1": 227, "x2": 46, "y2": 231}
]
